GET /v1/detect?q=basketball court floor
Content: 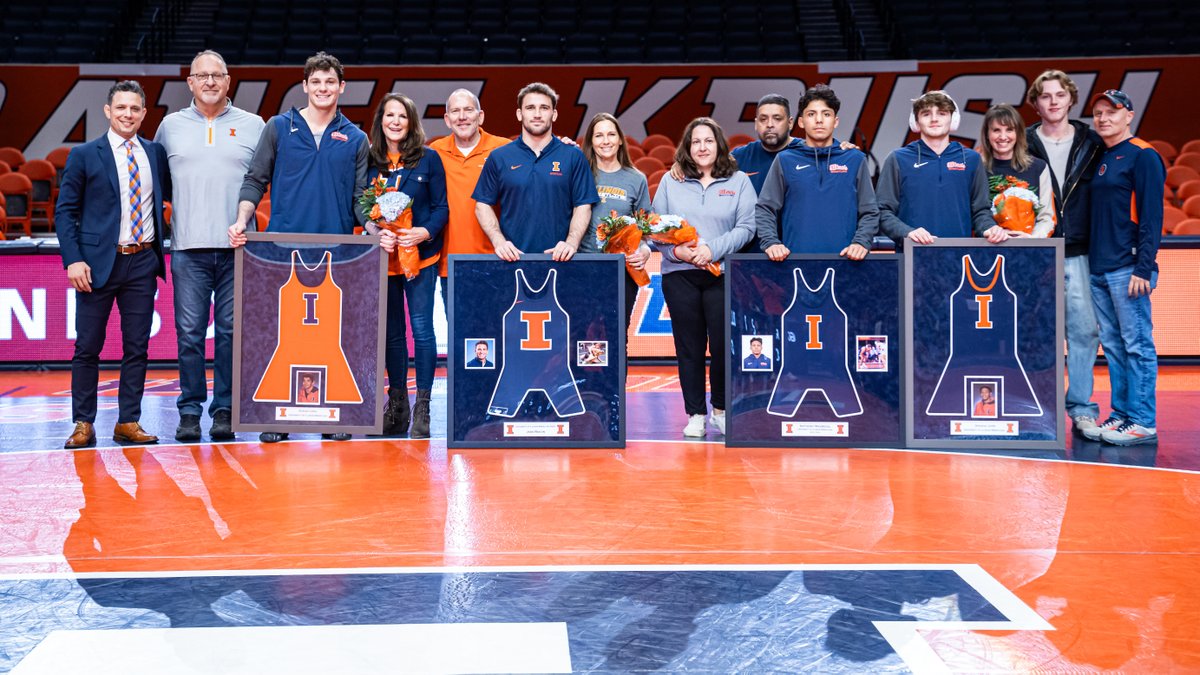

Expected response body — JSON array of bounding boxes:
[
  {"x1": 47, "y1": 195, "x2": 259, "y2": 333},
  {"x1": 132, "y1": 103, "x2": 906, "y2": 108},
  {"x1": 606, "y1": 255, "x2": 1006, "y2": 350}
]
[{"x1": 1, "y1": 365, "x2": 1198, "y2": 673}]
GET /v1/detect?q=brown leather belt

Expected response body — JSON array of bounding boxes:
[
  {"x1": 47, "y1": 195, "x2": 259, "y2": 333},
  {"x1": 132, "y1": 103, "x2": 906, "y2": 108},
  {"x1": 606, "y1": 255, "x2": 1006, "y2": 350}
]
[{"x1": 116, "y1": 242, "x2": 153, "y2": 254}]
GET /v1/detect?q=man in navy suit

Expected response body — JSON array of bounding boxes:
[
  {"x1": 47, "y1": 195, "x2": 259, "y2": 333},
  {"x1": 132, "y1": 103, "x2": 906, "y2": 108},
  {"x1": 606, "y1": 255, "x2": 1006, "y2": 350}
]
[{"x1": 56, "y1": 80, "x2": 171, "y2": 448}]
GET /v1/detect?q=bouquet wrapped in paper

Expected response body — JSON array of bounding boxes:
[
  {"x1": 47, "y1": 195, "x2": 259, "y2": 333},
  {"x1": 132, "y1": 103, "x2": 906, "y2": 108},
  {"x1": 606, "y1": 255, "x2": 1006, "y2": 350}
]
[
  {"x1": 641, "y1": 212, "x2": 721, "y2": 276},
  {"x1": 358, "y1": 176, "x2": 419, "y2": 279},
  {"x1": 596, "y1": 210, "x2": 651, "y2": 286},
  {"x1": 988, "y1": 174, "x2": 1043, "y2": 235}
]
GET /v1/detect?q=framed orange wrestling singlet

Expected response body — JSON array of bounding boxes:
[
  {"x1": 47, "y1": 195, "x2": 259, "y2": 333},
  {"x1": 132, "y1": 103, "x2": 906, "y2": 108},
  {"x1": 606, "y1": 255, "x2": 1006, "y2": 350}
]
[{"x1": 232, "y1": 232, "x2": 387, "y2": 435}]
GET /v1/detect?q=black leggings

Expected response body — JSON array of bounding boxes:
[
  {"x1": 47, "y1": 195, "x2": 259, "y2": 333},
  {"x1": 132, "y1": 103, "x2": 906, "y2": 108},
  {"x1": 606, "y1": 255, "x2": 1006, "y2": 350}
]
[{"x1": 661, "y1": 269, "x2": 726, "y2": 415}]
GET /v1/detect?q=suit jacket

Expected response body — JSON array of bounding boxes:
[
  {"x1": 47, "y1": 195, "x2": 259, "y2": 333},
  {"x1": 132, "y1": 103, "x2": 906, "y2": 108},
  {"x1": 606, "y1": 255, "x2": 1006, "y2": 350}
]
[{"x1": 56, "y1": 134, "x2": 171, "y2": 288}]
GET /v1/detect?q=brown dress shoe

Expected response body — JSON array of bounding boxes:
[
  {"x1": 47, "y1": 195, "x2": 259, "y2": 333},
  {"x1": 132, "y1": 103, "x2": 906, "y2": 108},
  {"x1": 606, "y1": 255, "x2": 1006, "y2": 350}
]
[
  {"x1": 113, "y1": 421, "x2": 158, "y2": 444},
  {"x1": 65, "y1": 421, "x2": 96, "y2": 449}
]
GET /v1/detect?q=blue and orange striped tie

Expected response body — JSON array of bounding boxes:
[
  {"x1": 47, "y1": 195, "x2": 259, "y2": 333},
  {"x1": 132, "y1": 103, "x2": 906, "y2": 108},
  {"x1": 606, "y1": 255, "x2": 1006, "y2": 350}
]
[{"x1": 124, "y1": 140, "x2": 144, "y2": 241}]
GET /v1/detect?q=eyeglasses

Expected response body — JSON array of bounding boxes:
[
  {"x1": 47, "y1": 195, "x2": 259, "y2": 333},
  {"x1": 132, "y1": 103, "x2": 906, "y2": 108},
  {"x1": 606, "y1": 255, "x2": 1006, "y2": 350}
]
[{"x1": 188, "y1": 72, "x2": 228, "y2": 82}]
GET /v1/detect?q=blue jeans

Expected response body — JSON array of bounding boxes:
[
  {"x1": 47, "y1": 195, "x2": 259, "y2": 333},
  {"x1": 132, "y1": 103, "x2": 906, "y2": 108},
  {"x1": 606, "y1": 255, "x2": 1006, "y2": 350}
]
[
  {"x1": 386, "y1": 266, "x2": 437, "y2": 392},
  {"x1": 1063, "y1": 255, "x2": 1100, "y2": 419},
  {"x1": 1090, "y1": 265, "x2": 1157, "y2": 427},
  {"x1": 171, "y1": 249, "x2": 234, "y2": 417}
]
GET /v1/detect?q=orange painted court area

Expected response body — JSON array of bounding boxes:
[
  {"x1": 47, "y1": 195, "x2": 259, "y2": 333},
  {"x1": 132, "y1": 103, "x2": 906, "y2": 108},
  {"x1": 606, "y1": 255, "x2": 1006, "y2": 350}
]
[{"x1": 1, "y1": 366, "x2": 1199, "y2": 671}]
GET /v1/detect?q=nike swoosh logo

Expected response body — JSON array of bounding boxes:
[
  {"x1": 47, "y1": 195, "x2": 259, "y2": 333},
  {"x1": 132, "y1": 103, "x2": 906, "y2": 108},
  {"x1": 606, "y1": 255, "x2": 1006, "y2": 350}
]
[
  {"x1": 795, "y1": 164, "x2": 811, "y2": 170},
  {"x1": 913, "y1": 161, "x2": 930, "y2": 168},
  {"x1": 745, "y1": 171, "x2": 760, "y2": 176},
  {"x1": 510, "y1": 164, "x2": 522, "y2": 170}
]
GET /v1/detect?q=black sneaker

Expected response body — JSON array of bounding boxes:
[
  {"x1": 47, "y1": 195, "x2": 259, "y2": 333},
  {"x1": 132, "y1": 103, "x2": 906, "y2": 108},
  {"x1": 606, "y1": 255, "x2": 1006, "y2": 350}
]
[
  {"x1": 259, "y1": 432, "x2": 289, "y2": 443},
  {"x1": 175, "y1": 414, "x2": 201, "y2": 441},
  {"x1": 210, "y1": 409, "x2": 234, "y2": 440},
  {"x1": 322, "y1": 433, "x2": 351, "y2": 441}
]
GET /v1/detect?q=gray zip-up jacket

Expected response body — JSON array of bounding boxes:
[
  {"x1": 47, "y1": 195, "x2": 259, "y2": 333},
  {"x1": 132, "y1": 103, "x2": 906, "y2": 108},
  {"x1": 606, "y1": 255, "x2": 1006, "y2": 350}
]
[{"x1": 650, "y1": 171, "x2": 757, "y2": 275}]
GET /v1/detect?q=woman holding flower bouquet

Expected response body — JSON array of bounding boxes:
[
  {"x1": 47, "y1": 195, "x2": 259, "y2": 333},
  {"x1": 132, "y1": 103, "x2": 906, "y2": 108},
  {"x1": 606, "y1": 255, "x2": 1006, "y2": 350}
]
[
  {"x1": 364, "y1": 93, "x2": 449, "y2": 438},
  {"x1": 651, "y1": 117, "x2": 756, "y2": 438},
  {"x1": 580, "y1": 113, "x2": 652, "y2": 330},
  {"x1": 978, "y1": 104, "x2": 1055, "y2": 238}
]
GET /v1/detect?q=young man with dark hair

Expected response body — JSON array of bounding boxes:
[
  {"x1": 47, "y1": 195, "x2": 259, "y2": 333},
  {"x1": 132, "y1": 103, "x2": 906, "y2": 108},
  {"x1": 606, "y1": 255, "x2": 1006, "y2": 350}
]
[
  {"x1": 228, "y1": 51, "x2": 368, "y2": 240},
  {"x1": 228, "y1": 51, "x2": 368, "y2": 444},
  {"x1": 473, "y1": 82, "x2": 597, "y2": 262},
  {"x1": 755, "y1": 84, "x2": 879, "y2": 260},
  {"x1": 1024, "y1": 70, "x2": 1105, "y2": 435},
  {"x1": 57, "y1": 80, "x2": 172, "y2": 448},
  {"x1": 1083, "y1": 90, "x2": 1165, "y2": 446},
  {"x1": 877, "y1": 90, "x2": 1008, "y2": 245},
  {"x1": 743, "y1": 337, "x2": 770, "y2": 370}
]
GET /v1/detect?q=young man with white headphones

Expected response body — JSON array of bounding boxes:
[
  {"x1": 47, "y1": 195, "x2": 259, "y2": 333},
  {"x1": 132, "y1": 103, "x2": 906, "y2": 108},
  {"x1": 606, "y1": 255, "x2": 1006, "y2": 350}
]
[{"x1": 877, "y1": 90, "x2": 1009, "y2": 245}]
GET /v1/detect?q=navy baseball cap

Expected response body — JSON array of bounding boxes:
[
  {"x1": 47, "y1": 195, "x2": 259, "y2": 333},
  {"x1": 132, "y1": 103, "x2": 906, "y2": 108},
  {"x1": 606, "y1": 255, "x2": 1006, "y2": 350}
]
[{"x1": 1090, "y1": 89, "x2": 1134, "y2": 112}]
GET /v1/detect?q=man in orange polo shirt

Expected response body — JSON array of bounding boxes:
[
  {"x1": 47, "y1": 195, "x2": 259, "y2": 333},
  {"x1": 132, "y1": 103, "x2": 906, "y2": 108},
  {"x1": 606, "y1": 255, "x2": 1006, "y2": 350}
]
[{"x1": 429, "y1": 88, "x2": 510, "y2": 306}]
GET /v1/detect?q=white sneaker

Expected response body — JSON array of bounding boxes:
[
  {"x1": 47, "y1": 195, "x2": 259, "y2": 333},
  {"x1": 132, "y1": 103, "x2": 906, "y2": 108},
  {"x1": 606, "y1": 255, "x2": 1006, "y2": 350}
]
[
  {"x1": 683, "y1": 414, "x2": 706, "y2": 438},
  {"x1": 1101, "y1": 422, "x2": 1158, "y2": 446},
  {"x1": 1081, "y1": 416, "x2": 1123, "y2": 441},
  {"x1": 1072, "y1": 415, "x2": 1098, "y2": 434},
  {"x1": 709, "y1": 409, "x2": 726, "y2": 435}
]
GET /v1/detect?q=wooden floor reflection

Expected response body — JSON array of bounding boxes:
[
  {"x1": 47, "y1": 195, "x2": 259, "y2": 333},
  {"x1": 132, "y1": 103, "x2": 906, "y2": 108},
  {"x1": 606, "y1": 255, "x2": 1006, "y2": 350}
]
[{"x1": 1, "y1": 366, "x2": 1198, "y2": 672}]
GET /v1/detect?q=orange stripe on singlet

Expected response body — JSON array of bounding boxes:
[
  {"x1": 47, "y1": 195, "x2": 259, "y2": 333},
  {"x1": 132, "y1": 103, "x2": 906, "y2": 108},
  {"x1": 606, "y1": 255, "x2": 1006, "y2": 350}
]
[{"x1": 965, "y1": 255, "x2": 1002, "y2": 293}]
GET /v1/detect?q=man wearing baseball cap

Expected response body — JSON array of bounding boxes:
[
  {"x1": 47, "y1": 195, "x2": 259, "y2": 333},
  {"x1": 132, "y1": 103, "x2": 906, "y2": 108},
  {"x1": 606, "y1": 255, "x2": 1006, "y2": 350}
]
[{"x1": 1081, "y1": 89, "x2": 1166, "y2": 446}]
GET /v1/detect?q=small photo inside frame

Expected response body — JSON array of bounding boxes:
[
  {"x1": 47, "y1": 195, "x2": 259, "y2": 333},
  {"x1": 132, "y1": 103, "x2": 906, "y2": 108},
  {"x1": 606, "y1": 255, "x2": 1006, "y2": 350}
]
[
  {"x1": 856, "y1": 335, "x2": 888, "y2": 372},
  {"x1": 295, "y1": 370, "x2": 322, "y2": 405},
  {"x1": 741, "y1": 334, "x2": 773, "y2": 372},
  {"x1": 464, "y1": 338, "x2": 495, "y2": 369},
  {"x1": 971, "y1": 381, "x2": 999, "y2": 419},
  {"x1": 577, "y1": 340, "x2": 609, "y2": 367}
]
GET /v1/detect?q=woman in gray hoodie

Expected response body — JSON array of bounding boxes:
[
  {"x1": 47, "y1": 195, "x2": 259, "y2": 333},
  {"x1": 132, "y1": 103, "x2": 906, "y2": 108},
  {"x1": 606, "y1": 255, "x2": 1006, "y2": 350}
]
[{"x1": 651, "y1": 117, "x2": 757, "y2": 438}]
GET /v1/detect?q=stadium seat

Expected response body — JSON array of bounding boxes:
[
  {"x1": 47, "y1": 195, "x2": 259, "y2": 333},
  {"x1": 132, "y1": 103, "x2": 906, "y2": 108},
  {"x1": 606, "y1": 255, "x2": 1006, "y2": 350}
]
[
  {"x1": 1166, "y1": 165, "x2": 1200, "y2": 191},
  {"x1": 0, "y1": 206, "x2": 6, "y2": 238},
  {"x1": 648, "y1": 145, "x2": 676, "y2": 165},
  {"x1": 0, "y1": 147, "x2": 25, "y2": 170},
  {"x1": 1173, "y1": 218, "x2": 1200, "y2": 235},
  {"x1": 0, "y1": 172, "x2": 34, "y2": 237},
  {"x1": 627, "y1": 145, "x2": 646, "y2": 161},
  {"x1": 1149, "y1": 140, "x2": 1178, "y2": 164},
  {"x1": 18, "y1": 159, "x2": 55, "y2": 230},
  {"x1": 1180, "y1": 139, "x2": 1200, "y2": 155},
  {"x1": 647, "y1": 168, "x2": 667, "y2": 186},
  {"x1": 1173, "y1": 153, "x2": 1200, "y2": 173},
  {"x1": 1182, "y1": 195, "x2": 1200, "y2": 219},
  {"x1": 1164, "y1": 206, "x2": 1187, "y2": 233},
  {"x1": 634, "y1": 156, "x2": 666, "y2": 175},
  {"x1": 46, "y1": 146, "x2": 70, "y2": 185},
  {"x1": 728, "y1": 134, "x2": 755, "y2": 149},
  {"x1": 1175, "y1": 179, "x2": 1200, "y2": 203},
  {"x1": 0, "y1": 161, "x2": 10, "y2": 176},
  {"x1": 255, "y1": 208, "x2": 270, "y2": 230},
  {"x1": 641, "y1": 134, "x2": 674, "y2": 152}
]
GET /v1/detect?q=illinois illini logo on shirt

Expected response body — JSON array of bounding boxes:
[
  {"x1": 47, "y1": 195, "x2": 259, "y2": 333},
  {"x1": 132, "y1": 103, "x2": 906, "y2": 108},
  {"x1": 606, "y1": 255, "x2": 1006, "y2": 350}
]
[
  {"x1": 1098, "y1": 163, "x2": 1107, "y2": 176},
  {"x1": 946, "y1": 161, "x2": 967, "y2": 171},
  {"x1": 829, "y1": 164, "x2": 848, "y2": 174},
  {"x1": 550, "y1": 161, "x2": 563, "y2": 176}
]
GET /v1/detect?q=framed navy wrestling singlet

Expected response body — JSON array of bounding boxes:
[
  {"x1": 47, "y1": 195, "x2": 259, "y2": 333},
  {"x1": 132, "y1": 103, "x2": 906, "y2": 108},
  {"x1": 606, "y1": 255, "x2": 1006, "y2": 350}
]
[
  {"x1": 906, "y1": 239, "x2": 1065, "y2": 450},
  {"x1": 725, "y1": 254, "x2": 904, "y2": 448},
  {"x1": 448, "y1": 255, "x2": 625, "y2": 448},
  {"x1": 232, "y1": 232, "x2": 387, "y2": 435}
]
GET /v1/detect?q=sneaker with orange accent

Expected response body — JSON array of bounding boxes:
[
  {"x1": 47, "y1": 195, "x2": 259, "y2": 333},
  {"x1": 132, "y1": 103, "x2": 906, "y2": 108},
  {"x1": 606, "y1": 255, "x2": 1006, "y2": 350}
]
[
  {"x1": 1081, "y1": 416, "x2": 1123, "y2": 441},
  {"x1": 1100, "y1": 422, "x2": 1157, "y2": 446}
]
